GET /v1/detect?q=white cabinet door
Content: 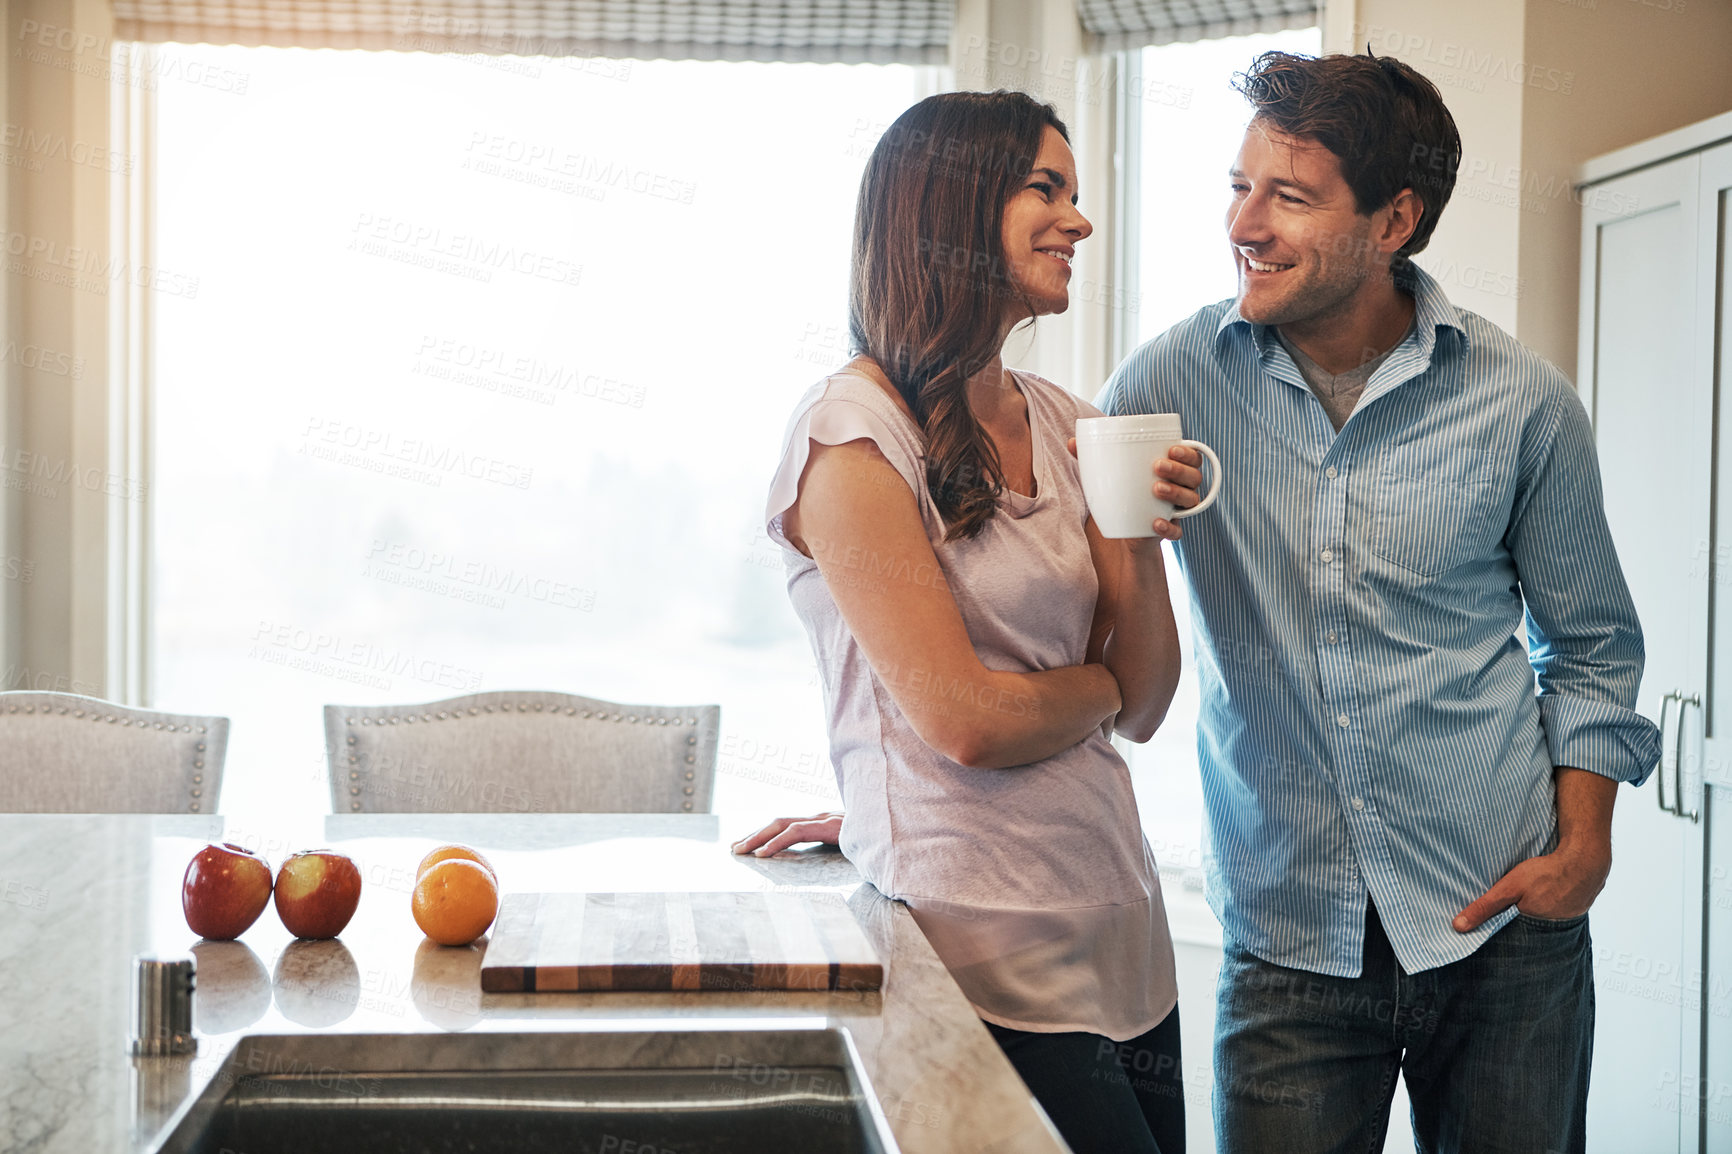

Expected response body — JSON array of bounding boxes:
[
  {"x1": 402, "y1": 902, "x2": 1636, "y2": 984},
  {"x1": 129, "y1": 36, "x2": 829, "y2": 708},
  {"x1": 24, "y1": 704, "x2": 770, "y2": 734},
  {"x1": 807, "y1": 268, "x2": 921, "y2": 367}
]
[
  {"x1": 1709, "y1": 789, "x2": 1732, "y2": 1152},
  {"x1": 1698, "y1": 139, "x2": 1732, "y2": 1154},
  {"x1": 1580, "y1": 153, "x2": 1707, "y2": 1154}
]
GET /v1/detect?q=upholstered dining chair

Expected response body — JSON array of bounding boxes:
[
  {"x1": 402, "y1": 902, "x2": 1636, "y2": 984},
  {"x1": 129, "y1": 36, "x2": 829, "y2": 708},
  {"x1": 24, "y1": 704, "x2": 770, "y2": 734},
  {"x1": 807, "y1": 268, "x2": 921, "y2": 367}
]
[
  {"x1": 0, "y1": 691, "x2": 228, "y2": 813},
  {"x1": 323, "y1": 690, "x2": 720, "y2": 814}
]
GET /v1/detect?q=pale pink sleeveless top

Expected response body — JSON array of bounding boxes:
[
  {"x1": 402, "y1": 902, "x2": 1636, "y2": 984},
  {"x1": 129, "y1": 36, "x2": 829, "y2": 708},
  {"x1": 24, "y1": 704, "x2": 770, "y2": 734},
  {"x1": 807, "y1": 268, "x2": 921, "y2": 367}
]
[{"x1": 765, "y1": 367, "x2": 1177, "y2": 1041}]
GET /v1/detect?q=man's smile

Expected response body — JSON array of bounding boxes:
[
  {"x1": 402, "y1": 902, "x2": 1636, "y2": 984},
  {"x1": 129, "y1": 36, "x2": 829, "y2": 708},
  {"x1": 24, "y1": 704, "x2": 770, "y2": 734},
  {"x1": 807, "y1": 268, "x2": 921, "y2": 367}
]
[{"x1": 1242, "y1": 254, "x2": 1295, "y2": 274}]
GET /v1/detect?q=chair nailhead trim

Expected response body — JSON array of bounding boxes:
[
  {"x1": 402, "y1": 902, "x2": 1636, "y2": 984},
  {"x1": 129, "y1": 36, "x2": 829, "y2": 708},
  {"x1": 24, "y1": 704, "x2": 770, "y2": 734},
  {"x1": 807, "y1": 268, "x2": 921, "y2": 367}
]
[
  {"x1": 684, "y1": 771, "x2": 694, "y2": 780},
  {"x1": 683, "y1": 786, "x2": 694, "y2": 795},
  {"x1": 193, "y1": 774, "x2": 202, "y2": 784},
  {"x1": 685, "y1": 755, "x2": 695, "y2": 764},
  {"x1": 351, "y1": 801, "x2": 361, "y2": 811},
  {"x1": 347, "y1": 736, "x2": 357, "y2": 745}
]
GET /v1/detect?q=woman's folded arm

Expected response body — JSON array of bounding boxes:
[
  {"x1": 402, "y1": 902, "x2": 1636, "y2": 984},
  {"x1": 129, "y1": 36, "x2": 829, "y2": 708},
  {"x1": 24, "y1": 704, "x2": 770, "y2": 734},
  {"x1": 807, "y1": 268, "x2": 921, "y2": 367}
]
[{"x1": 786, "y1": 436, "x2": 1121, "y2": 770}]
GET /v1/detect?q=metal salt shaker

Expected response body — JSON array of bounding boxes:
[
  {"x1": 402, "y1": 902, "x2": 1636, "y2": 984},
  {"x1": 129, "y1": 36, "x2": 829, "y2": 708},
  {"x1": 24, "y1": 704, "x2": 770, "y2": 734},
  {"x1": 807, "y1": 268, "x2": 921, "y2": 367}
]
[{"x1": 130, "y1": 953, "x2": 197, "y2": 1056}]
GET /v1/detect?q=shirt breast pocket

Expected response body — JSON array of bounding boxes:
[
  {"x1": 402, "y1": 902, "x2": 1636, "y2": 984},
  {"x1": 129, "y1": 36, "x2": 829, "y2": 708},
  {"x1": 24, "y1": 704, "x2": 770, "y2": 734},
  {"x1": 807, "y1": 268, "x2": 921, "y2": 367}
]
[{"x1": 1370, "y1": 447, "x2": 1502, "y2": 577}]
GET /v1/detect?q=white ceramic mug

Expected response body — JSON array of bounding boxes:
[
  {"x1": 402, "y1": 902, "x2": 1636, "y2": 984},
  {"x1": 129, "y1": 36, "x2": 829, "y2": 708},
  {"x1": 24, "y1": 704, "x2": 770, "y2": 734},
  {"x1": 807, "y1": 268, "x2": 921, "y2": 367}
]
[{"x1": 1075, "y1": 414, "x2": 1222, "y2": 538}]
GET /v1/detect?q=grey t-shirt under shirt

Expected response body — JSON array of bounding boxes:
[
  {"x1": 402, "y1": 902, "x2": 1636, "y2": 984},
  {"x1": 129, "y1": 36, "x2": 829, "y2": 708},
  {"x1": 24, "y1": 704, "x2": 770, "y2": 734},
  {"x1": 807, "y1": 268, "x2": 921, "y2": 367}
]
[{"x1": 1277, "y1": 328, "x2": 1407, "y2": 432}]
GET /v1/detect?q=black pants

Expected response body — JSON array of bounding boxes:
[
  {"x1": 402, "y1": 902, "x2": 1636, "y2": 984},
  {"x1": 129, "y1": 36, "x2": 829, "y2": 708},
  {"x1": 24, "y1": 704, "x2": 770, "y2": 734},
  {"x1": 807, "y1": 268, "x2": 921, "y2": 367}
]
[{"x1": 987, "y1": 1005, "x2": 1185, "y2": 1154}]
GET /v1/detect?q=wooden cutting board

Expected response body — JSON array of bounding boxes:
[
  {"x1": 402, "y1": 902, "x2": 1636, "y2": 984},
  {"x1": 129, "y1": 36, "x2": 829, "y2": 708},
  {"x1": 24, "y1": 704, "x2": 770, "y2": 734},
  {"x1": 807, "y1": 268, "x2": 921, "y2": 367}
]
[{"x1": 480, "y1": 891, "x2": 883, "y2": 993}]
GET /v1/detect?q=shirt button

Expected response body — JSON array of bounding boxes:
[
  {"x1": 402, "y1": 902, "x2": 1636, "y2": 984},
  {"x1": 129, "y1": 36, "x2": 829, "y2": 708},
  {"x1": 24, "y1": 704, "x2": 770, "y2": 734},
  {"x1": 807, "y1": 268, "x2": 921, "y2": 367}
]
[
  {"x1": 1351, "y1": 797, "x2": 1365, "y2": 811},
  {"x1": 1325, "y1": 467, "x2": 1338, "y2": 479},
  {"x1": 1320, "y1": 549, "x2": 1334, "y2": 563},
  {"x1": 1326, "y1": 631, "x2": 1339, "y2": 644},
  {"x1": 1337, "y1": 713, "x2": 1350, "y2": 728}
]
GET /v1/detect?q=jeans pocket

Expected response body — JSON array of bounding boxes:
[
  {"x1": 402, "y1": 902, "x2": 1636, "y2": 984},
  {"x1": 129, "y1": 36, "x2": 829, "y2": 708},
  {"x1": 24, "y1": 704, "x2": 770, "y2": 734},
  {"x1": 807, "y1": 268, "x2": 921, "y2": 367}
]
[{"x1": 1514, "y1": 909, "x2": 1589, "y2": 930}]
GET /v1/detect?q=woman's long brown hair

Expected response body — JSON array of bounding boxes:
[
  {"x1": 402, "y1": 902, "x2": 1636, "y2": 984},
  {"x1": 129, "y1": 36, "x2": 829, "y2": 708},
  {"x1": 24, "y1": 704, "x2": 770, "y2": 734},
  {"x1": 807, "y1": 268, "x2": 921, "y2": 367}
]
[{"x1": 849, "y1": 91, "x2": 1068, "y2": 541}]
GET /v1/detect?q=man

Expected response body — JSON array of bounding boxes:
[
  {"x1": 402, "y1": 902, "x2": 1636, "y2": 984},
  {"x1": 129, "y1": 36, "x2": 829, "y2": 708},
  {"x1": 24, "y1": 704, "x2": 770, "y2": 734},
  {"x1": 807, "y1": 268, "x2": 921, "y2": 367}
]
[{"x1": 1095, "y1": 51, "x2": 1660, "y2": 1152}]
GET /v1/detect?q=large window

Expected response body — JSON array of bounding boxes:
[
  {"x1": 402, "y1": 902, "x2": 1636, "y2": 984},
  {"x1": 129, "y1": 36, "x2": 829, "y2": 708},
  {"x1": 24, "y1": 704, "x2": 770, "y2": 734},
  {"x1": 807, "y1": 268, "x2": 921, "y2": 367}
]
[
  {"x1": 149, "y1": 30, "x2": 1321, "y2": 856},
  {"x1": 150, "y1": 47, "x2": 932, "y2": 820}
]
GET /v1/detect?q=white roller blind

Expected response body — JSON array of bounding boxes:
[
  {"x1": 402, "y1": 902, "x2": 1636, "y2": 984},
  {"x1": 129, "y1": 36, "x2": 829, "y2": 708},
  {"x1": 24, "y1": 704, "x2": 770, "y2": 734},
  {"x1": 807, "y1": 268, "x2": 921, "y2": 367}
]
[
  {"x1": 111, "y1": 0, "x2": 953, "y2": 63},
  {"x1": 1078, "y1": 0, "x2": 1317, "y2": 52}
]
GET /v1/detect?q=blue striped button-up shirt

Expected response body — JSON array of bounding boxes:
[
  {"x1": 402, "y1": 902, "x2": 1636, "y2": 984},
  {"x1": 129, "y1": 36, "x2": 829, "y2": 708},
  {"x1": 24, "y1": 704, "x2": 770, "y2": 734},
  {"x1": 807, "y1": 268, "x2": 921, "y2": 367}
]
[{"x1": 1097, "y1": 267, "x2": 1662, "y2": 976}]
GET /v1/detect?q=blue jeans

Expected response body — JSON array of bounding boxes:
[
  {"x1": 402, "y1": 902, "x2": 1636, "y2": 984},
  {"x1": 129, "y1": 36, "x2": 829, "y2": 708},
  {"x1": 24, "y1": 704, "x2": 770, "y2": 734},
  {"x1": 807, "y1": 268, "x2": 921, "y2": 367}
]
[{"x1": 1214, "y1": 902, "x2": 1594, "y2": 1154}]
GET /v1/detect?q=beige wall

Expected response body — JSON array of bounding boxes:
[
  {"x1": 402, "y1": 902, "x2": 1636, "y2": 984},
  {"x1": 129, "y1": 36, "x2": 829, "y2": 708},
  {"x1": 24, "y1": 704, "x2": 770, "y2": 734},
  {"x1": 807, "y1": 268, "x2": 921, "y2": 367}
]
[
  {"x1": 1518, "y1": 0, "x2": 1732, "y2": 374},
  {"x1": 1327, "y1": 0, "x2": 1732, "y2": 376},
  {"x1": 3, "y1": 0, "x2": 122, "y2": 698}
]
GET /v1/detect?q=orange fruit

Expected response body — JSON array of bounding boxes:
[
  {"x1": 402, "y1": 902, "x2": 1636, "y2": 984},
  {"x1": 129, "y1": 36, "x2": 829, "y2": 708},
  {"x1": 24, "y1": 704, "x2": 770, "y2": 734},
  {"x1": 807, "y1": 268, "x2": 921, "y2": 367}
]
[
  {"x1": 416, "y1": 844, "x2": 495, "y2": 883},
  {"x1": 412, "y1": 859, "x2": 499, "y2": 946}
]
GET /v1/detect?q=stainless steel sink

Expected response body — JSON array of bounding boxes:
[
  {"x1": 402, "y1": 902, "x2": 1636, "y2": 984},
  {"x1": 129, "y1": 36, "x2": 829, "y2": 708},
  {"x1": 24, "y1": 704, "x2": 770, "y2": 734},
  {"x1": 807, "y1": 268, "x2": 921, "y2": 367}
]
[{"x1": 149, "y1": 1028, "x2": 902, "y2": 1153}]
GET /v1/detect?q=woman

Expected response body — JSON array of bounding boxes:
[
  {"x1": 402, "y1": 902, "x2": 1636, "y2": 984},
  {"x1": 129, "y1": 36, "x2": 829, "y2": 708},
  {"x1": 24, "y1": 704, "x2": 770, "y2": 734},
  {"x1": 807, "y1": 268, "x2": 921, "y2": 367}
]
[{"x1": 736, "y1": 91, "x2": 1201, "y2": 1153}]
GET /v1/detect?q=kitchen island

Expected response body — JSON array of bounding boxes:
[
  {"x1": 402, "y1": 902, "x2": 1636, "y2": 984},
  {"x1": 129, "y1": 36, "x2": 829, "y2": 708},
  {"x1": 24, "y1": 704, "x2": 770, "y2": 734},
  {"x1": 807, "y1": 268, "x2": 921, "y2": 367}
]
[{"x1": 0, "y1": 812, "x2": 1069, "y2": 1154}]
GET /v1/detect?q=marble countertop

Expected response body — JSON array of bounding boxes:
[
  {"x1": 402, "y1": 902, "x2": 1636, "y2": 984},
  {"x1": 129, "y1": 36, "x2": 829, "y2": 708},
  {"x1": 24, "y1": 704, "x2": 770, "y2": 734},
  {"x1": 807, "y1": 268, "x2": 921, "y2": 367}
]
[{"x1": 0, "y1": 812, "x2": 1067, "y2": 1154}]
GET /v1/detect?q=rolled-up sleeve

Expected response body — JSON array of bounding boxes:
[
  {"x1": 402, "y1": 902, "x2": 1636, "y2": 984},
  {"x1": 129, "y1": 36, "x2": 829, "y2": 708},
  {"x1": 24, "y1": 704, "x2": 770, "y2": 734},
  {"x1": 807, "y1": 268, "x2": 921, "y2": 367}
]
[{"x1": 1509, "y1": 383, "x2": 1662, "y2": 786}]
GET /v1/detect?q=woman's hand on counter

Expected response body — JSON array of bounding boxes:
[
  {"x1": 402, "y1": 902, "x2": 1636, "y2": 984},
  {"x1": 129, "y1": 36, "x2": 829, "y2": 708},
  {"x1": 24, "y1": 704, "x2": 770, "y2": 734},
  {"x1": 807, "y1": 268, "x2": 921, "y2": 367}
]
[{"x1": 732, "y1": 812, "x2": 844, "y2": 857}]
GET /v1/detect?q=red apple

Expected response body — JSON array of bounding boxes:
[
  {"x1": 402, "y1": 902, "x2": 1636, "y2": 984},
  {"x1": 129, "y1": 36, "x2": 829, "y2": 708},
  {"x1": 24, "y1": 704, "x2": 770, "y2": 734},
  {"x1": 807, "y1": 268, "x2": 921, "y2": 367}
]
[
  {"x1": 273, "y1": 849, "x2": 363, "y2": 939},
  {"x1": 182, "y1": 842, "x2": 274, "y2": 940}
]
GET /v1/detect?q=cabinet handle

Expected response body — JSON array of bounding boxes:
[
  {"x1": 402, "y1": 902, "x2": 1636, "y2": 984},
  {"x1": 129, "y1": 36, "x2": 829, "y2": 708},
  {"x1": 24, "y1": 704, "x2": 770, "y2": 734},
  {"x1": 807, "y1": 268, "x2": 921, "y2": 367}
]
[
  {"x1": 1658, "y1": 691, "x2": 1680, "y2": 815},
  {"x1": 1680, "y1": 692, "x2": 1702, "y2": 824}
]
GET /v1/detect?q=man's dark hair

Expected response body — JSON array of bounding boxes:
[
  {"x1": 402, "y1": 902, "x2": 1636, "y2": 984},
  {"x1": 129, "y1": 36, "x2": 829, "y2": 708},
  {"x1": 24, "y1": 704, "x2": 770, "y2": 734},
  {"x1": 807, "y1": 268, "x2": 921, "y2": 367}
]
[{"x1": 1233, "y1": 50, "x2": 1461, "y2": 270}]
